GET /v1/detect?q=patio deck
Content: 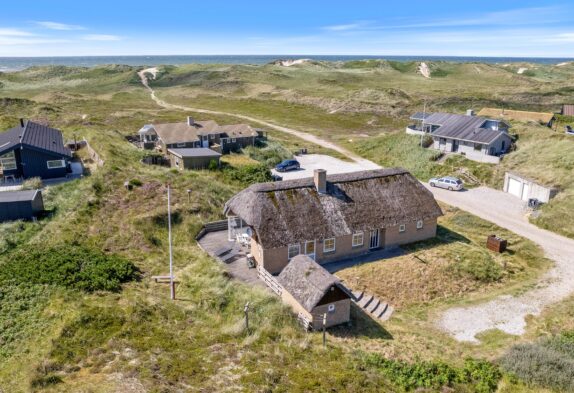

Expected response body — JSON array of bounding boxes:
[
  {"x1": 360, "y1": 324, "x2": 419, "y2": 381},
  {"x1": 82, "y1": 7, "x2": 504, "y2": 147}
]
[{"x1": 197, "y1": 229, "x2": 264, "y2": 288}]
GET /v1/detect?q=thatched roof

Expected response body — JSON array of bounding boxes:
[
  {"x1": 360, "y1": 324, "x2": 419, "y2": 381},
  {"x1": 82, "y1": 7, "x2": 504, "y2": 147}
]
[
  {"x1": 224, "y1": 168, "x2": 443, "y2": 248},
  {"x1": 478, "y1": 108, "x2": 555, "y2": 124},
  {"x1": 278, "y1": 255, "x2": 346, "y2": 312}
]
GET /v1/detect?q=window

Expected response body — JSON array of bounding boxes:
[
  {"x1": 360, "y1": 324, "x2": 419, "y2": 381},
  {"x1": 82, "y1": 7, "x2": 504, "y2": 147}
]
[
  {"x1": 328, "y1": 304, "x2": 335, "y2": 313},
  {"x1": 416, "y1": 220, "x2": 424, "y2": 229},
  {"x1": 209, "y1": 134, "x2": 215, "y2": 139},
  {"x1": 231, "y1": 138, "x2": 237, "y2": 143},
  {"x1": 175, "y1": 158, "x2": 180, "y2": 167},
  {"x1": 176, "y1": 142, "x2": 186, "y2": 147},
  {"x1": 474, "y1": 143, "x2": 482, "y2": 151},
  {"x1": 399, "y1": 224, "x2": 406, "y2": 233},
  {"x1": 47, "y1": 159, "x2": 65, "y2": 169},
  {"x1": 305, "y1": 240, "x2": 316, "y2": 257},
  {"x1": 352, "y1": 232, "x2": 364, "y2": 247},
  {"x1": 323, "y1": 238, "x2": 336, "y2": 253},
  {"x1": 0, "y1": 151, "x2": 17, "y2": 171},
  {"x1": 288, "y1": 243, "x2": 300, "y2": 259}
]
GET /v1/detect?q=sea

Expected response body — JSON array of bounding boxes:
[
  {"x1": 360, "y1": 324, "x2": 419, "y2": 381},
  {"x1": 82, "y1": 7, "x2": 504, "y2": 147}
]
[{"x1": 0, "y1": 55, "x2": 572, "y2": 72}]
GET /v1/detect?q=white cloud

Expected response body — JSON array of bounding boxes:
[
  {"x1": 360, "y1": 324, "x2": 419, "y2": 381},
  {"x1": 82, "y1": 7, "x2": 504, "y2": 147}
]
[
  {"x1": 82, "y1": 34, "x2": 122, "y2": 41},
  {"x1": 35, "y1": 21, "x2": 85, "y2": 30},
  {"x1": 0, "y1": 37, "x2": 71, "y2": 46},
  {"x1": 0, "y1": 28, "x2": 34, "y2": 36}
]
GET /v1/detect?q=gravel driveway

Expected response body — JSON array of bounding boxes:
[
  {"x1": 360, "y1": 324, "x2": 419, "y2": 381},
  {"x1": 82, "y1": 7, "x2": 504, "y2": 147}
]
[
  {"x1": 427, "y1": 185, "x2": 574, "y2": 342},
  {"x1": 271, "y1": 154, "x2": 379, "y2": 180}
]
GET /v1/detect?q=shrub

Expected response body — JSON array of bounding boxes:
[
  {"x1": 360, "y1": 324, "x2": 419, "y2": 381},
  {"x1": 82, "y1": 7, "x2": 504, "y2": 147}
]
[
  {"x1": 223, "y1": 163, "x2": 272, "y2": 185},
  {"x1": 363, "y1": 354, "x2": 501, "y2": 392},
  {"x1": 421, "y1": 135, "x2": 434, "y2": 148},
  {"x1": 244, "y1": 142, "x2": 292, "y2": 167},
  {"x1": 208, "y1": 159, "x2": 219, "y2": 170},
  {"x1": 21, "y1": 177, "x2": 43, "y2": 190},
  {"x1": 449, "y1": 253, "x2": 503, "y2": 283},
  {"x1": 500, "y1": 332, "x2": 574, "y2": 392},
  {"x1": 128, "y1": 178, "x2": 143, "y2": 187},
  {"x1": 0, "y1": 243, "x2": 138, "y2": 292}
]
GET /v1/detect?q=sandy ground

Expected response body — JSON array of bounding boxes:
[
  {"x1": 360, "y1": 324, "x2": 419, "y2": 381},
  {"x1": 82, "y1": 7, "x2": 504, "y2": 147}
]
[
  {"x1": 517, "y1": 67, "x2": 528, "y2": 74},
  {"x1": 271, "y1": 154, "x2": 379, "y2": 180},
  {"x1": 138, "y1": 68, "x2": 376, "y2": 167},
  {"x1": 419, "y1": 62, "x2": 431, "y2": 78},
  {"x1": 426, "y1": 185, "x2": 574, "y2": 342}
]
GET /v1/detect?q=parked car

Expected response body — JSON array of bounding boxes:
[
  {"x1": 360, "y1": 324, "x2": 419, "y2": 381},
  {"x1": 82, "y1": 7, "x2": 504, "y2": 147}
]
[
  {"x1": 275, "y1": 159, "x2": 300, "y2": 172},
  {"x1": 429, "y1": 176, "x2": 464, "y2": 191}
]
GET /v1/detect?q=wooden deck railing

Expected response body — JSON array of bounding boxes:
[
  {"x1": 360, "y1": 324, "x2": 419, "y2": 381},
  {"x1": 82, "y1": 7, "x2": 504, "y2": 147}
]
[{"x1": 257, "y1": 265, "x2": 283, "y2": 296}]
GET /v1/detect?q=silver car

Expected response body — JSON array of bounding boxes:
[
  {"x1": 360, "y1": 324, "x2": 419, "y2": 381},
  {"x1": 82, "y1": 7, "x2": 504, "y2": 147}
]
[{"x1": 429, "y1": 176, "x2": 463, "y2": 191}]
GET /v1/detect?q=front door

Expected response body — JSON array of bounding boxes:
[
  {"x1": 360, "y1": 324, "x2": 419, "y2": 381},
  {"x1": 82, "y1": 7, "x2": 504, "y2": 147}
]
[
  {"x1": 369, "y1": 229, "x2": 380, "y2": 249},
  {"x1": 202, "y1": 136, "x2": 209, "y2": 148},
  {"x1": 452, "y1": 140, "x2": 459, "y2": 152},
  {"x1": 305, "y1": 240, "x2": 316, "y2": 260}
]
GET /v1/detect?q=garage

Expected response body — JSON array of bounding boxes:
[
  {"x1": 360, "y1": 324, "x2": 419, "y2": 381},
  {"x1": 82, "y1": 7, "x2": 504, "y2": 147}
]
[
  {"x1": 0, "y1": 189, "x2": 44, "y2": 222},
  {"x1": 503, "y1": 172, "x2": 558, "y2": 203}
]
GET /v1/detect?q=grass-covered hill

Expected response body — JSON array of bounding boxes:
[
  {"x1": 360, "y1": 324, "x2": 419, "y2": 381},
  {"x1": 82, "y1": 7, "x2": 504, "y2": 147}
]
[{"x1": 0, "y1": 63, "x2": 573, "y2": 392}]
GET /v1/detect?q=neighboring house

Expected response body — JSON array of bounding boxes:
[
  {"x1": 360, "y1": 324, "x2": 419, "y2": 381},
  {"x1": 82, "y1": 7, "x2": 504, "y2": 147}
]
[
  {"x1": 503, "y1": 172, "x2": 558, "y2": 203},
  {"x1": 278, "y1": 255, "x2": 351, "y2": 329},
  {"x1": 562, "y1": 104, "x2": 574, "y2": 117},
  {"x1": 138, "y1": 117, "x2": 260, "y2": 153},
  {"x1": 477, "y1": 108, "x2": 555, "y2": 128},
  {"x1": 407, "y1": 111, "x2": 512, "y2": 164},
  {"x1": 0, "y1": 120, "x2": 72, "y2": 180},
  {"x1": 167, "y1": 148, "x2": 221, "y2": 170},
  {"x1": 225, "y1": 168, "x2": 443, "y2": 274},
  {"x1": 0, "y1": 189, "x2": 44, "y2": 222}
]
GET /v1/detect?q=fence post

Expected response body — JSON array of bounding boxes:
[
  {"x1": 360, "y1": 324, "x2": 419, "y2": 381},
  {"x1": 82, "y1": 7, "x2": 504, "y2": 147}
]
[
  {"x1": 244, "y1": 302, "x2": 250, "y2": 332},
  {"x1": 322, "y1": 313, "x2": 327, "y2": 348}
]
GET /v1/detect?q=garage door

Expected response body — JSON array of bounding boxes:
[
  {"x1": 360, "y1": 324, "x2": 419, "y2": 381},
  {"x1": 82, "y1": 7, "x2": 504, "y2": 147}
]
[
  {"x1": 521, "y1": 183, "x2": 530, "y2": 201},
  {"x1": 507, "y1": 178, "x2": 523, "y2": 198}
]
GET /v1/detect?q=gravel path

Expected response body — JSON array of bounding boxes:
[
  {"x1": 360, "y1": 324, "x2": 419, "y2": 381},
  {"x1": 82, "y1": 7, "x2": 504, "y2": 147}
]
[
  {"x1": 138, "y1": 68, "x2": 376, "y2": 168},
  {"x1": 427, "y1": 186, "x2": 574, "y2": 342}
]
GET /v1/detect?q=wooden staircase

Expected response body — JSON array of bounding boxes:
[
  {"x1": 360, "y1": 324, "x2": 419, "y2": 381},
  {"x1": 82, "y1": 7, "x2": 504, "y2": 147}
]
[{"x1": 352, "y1": 291, "x2": 394, "y2": 321}]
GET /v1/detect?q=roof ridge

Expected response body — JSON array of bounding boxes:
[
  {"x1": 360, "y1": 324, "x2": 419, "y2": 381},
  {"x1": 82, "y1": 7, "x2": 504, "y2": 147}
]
[{"x1": 19, "y1": 119, "x2": 29, "y2": 142}]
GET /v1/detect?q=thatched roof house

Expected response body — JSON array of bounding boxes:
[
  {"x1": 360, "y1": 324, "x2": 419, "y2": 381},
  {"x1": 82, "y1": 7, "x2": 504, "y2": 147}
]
[
  {"x1": 278, "y1": 255, "x2": 351, "y2": 329},
  {"x1": 225, "y1": 168, "x2": 442, "y2": 274}
]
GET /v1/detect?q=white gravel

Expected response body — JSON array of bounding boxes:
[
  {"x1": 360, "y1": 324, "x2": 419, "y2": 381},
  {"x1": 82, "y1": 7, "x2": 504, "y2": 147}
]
[
  {"x1": 427, "y1": 186, "x2": 574, "y2": 342},
  {"x1": 271, "y1": 154, "x2": 379, "y2": 180}
]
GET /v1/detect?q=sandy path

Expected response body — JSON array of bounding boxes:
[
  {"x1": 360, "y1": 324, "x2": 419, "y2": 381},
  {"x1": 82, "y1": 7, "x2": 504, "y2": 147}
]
[
  {"x1": 137, "y1": 68, "x2": 377, "y2": 168},
  {"x1": 427, "y1": 186, "x2": 574, "y2": 342}
]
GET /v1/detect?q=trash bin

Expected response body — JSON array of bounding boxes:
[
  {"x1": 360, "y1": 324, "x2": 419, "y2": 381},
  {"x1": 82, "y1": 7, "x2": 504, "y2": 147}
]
[{"x1": 487, "y1": 235, "x2": 507, "y2": 253}]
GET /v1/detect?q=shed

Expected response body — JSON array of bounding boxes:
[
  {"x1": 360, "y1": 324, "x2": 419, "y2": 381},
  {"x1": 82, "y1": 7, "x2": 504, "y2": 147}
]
[
  {"x1": 0, "y1": 189, "x2": 44, "y2": 222},
  {"x1": 167, "y1": 148, "x2": 221, "y2": 170},
  {"x1": 503, "y1": 172, "x2": 558, "y2": 203},
  {"x1": 562, "y1": 104, "x2": 574, "y2": 117},
  {"x1": 278, "y1": 255, "x2": 351, "y2": 329}
]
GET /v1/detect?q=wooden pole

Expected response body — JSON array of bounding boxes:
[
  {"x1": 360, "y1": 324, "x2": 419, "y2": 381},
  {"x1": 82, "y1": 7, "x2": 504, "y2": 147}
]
[
  {"x1": 167, "y1": 184, "x2": 175, "y2": 300},
  {"x1": 244, "y1": 302, "x2": 250, "y2": 331},
  {"x1": 322, "y1": 313, "x2": 327, "y2": 348}
]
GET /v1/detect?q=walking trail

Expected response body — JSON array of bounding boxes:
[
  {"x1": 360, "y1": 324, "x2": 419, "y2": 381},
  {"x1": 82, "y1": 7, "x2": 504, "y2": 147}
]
[
  {"x1": 137, "y1": 68, "x2": 378, "y2": 169},
  {"x1": 139, "y1": 68, "x2": 574, "y2": 343}
]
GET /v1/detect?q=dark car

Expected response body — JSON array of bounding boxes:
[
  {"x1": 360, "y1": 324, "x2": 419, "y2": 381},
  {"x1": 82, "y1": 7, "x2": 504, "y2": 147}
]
[{"x1": 275, "y1": 159, "x2": 300, "y2": 172}]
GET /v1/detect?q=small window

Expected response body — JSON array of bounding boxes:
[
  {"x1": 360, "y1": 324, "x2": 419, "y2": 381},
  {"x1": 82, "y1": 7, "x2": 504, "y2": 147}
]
[
  {"x1": 231, "y1": 138, "x2": 237, "y2": 143},
  {"x1": 177, "y1": 142, "x2": 186, "y2": 147},
  {"x1": 288, "y1": 243, "x2": 300, "y2": 259},
  {"x1": 328, "y1": 304, "x2": 335, "y2": 313},
  {"x1": 474, "y1": 143, "x2": 482, "y2": 151},
  {"x1": 47, "y1": 159, "x2": 65, "y2": 169},
  {"x1": 352, "y1": 232, "x2": 364, "y2": 247},
  {"x1": 323, "y1": 238, "x2": 336, "y2": 253},
  {"x1": 399, "y1": 224, "x2": 406, "y2": 233},
  {"x1": 209, "y1": 134, "x2": 215, "y2": 139},
  {"x1": 416, "y1": 220, "x2": 424, "y2": 229},
  {"x1": 175, "y1": 158, "x2": 180, "y2": 167}
]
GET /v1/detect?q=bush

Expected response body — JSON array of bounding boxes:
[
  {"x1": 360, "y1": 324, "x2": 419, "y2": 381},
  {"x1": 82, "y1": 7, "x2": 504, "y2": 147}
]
[
  {"x1": 244, "y1": 142, "x2": 292, "y2": 167},
  {"x1": 0, "y1": 243, "x2": 138, "y2": 292},
  {"x1": 223, "y1": 163, "x2": 272, "y2": 185},
  {"x1": 500, "y1": 332, "x2": 574, "y2": 392},
  {"x1": 21, "y1": 177, "x2": 43, "y2": 190},
  {"x1": 363, "y1": 354, "x2": 501, "y2": 392},
  {"x1": 208, "y1": 159, "x2": 219, "y2": 170},
  {"x1": 128, "y1": 178, "x2": 143, "y2": 187},
  {"x1": 421, "y1": 135, "x2": 434, "y2": 148},
  {"x1": 449, "y1": 253, "x2": 503, "y2": 283}
]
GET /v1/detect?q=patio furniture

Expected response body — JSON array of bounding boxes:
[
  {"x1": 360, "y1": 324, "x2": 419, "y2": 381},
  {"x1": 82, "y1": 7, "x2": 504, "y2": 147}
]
[{"x1": 246, "y1": 253, "x2": 256, "y2": 268}]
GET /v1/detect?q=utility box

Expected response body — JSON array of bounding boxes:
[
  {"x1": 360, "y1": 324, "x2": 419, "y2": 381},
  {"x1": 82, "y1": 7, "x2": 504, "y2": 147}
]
[{"x1": 487, "y1": 235, "x2": 507, "y2": 253}]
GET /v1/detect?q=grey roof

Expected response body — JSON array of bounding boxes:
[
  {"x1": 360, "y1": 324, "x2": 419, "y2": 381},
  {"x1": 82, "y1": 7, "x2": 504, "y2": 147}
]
[
  {"x1": 225, "y1": 168, "x2": 443, "y2": 249},
  {"x1": 410, "y1": 112, "x2": 432, "y2": 121},
  {"x1": 167, "y1": 148, "x2": 222, "y2": 158},
  {"x1": 0, "y1": 189, "x2": 40, "y2": 203},
  {"x1": 0, "y1": 121, "x2": 71, "y2": 157},
  {"x1": 278, "y1": 255, "x2": 346, "y2": 312}
]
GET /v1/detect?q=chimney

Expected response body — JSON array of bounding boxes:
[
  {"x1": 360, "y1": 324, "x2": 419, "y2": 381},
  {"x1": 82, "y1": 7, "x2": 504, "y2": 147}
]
[
  {"x1": 466, "y1": 109, "x2": 475, "y2": 117},
  {"x1": 314, "y1": 169, "x2": 327, "y2": 194},
  {"x1": 187, "y1": 116, "x2": 194, "y2": 126},
  {"x1": 19, "y1": 118, "x2": 24, "y2": 127}
]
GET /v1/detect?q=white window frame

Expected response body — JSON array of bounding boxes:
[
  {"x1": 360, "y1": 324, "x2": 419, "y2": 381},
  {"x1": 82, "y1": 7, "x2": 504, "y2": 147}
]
[
  {"x1": 231, "y1": 138, "x2": 237, "y2": 143},
  {"x1": 323, "y1": 238, "x2": 336, "y2": 253},
  {"x1": 288, "y1": 243, "x2": 300, "y2": 259},
  {"x1": 328, "y1": 304, "x2": 335, "y2": 313},
  {"x1": 352, "y1": 231, "x2": 364, "y2": 247},
  {"x1": 399, "y1": 224, "x2": 406, "y2": 233},
  {"x1": 46, "y1": 159, "x2": 66, "y2": 169},
  {"x1": 416, "y1": 220, "x2": 424, "y2": 230},
  {"x1": 0, "y1": 151, "x2": 17, "y2": 171},
  {"x1": 209, "y1": 134, "x2": 215, "y2": 140}
]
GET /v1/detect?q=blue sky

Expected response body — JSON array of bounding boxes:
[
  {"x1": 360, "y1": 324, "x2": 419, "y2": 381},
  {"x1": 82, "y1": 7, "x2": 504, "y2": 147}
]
[{"x1": 0, "y1": 0, "x2": 573, "y2": 57}]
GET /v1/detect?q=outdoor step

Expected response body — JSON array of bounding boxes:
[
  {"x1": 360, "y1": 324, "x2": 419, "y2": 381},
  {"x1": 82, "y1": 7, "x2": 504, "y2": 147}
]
[
  {"x1": 357, "y1": 294, "x2": 373, "y2": 309},
  {"x1": 352, "y1": 291, "x2": 364, "y2": 301},
  {"x1": 379, "y1": 305, "x2": 394, "y2": 322},
  {"x1": 373, "y1": 302, "x2": 388, "y2": 318},
  {"x1": 366, "y1": 298, "x2": 380, "y2": 313}
]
